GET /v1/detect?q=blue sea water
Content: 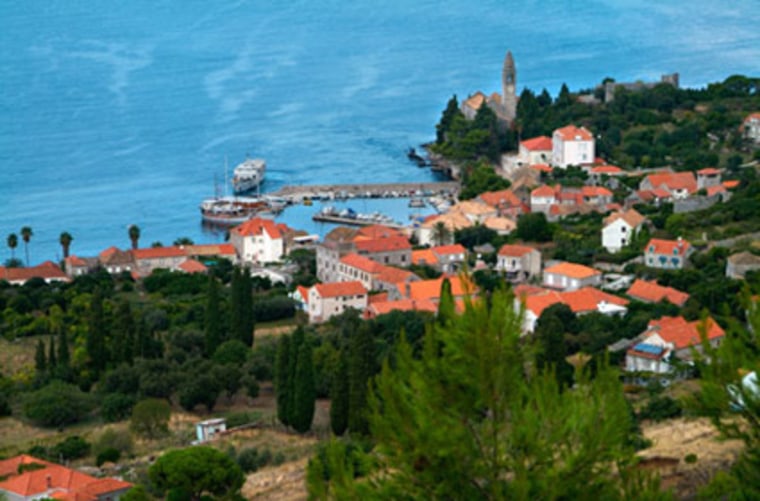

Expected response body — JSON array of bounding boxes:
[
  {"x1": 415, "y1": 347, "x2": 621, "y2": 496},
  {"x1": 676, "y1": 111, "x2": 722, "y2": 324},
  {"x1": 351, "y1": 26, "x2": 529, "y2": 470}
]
[{"x1": 1, "y1": 1, "x2": 759, "y2": 263}]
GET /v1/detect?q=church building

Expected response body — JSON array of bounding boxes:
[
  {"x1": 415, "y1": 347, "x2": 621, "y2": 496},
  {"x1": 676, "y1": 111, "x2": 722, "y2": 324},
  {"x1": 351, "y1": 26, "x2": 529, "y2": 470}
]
[{"x1": 461, "y1": 50, "x2": 517, "y2": 125}]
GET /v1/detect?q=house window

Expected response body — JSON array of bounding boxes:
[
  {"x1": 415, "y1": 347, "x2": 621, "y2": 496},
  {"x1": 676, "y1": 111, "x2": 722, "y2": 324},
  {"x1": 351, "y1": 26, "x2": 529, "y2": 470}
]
[
  {"x1": 621, "y1": 226, "x2": 626, "y2": 233},
  {"x1": 401, "y1": 255, "x2": 406, "y2": 262},
  {"x1": 384, "y1": 256, "x2": 389, "y2": 264}
]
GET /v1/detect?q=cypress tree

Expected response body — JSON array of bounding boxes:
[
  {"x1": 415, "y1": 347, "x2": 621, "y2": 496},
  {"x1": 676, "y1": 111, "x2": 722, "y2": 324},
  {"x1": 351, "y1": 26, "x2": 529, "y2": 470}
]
[
  {"x1": 292, "y1": 340, "x2": 315, "y2": 433},
  {"x1": 275, "y1": 334, "x2": 291, "y2": 426},
  {"x1": 205, "y1": 276, "x2": 222, "y2": 356},
  {"x1": 348, "y1": 323, "x2": 374, "y2": 435},
  {"x1": 329, "y1": 349, "x2": 349, "y2": 436},
  {"x1": 114, "y1": 300, "x2": 135, "y2": 365},
  {"x1": 86, "y1": 288, "x2": 107, "y2": 376},
  {"x1": 437, "y1": 277, "x2": 455, "y2": 324},
  {"x1": 34, "y1": 339, "x2": 47, "y2": 374},
  {"x1": 55, "y1": 326, "x2": 71, "y2": 382},
  {"x1": 230, "y1": 267, "x2": 243, "y2": 344},
  {"x1": 287, "y1": 327, "x2": 305, "y2": 425},
  {"x1": 241, "y1": 268, "x2": 254, "y2": 347},
  {"x1": 48, "y1": 336, "x2": 57, "y2": 370}
]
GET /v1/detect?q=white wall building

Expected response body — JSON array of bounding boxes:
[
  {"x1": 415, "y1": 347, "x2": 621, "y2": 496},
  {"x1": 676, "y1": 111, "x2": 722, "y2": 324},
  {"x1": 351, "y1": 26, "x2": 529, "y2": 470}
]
[
  {"x1": 551, "y1": 125, "x2": 595, "y2": 168},
  {"x1": 601, "y1": 209, "x2": 646, "y2": 253},
  {"x1": 308, "y1": 281, "x2": 368, "y2": 323},
  {"x1": 229, "y1": 217, "x2": 284, "y2": 264}
]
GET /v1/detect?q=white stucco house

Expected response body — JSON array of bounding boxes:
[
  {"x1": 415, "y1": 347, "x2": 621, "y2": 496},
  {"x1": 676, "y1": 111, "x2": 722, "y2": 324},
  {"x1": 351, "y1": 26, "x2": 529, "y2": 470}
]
[
  {"x1": 229, "y1": 217, "x2": 285, "y2": 264},
  {"x1": 552, "y1": 125, "x2": 595, "y2": 168},
  {"x1": 601, "y1": 209, "x2": 646, "y2": 253},
  {"x1": 307, "y1": 281, "x2": 368, "y2": 323},
  {"x1": 542, "y1": 262, "x2": 602, "y2": 291}
]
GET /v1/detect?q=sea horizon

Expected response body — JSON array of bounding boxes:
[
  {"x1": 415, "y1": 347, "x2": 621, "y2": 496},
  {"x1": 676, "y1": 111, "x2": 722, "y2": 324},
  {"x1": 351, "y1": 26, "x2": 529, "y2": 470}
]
[{"x1": 1, "y1": 1, "x2": 759, "y2": 264}]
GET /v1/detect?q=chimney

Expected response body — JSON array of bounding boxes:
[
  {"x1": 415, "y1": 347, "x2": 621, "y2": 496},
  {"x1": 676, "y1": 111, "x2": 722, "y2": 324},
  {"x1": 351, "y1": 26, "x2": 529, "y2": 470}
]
[
  {"x1": 46, "y1": 475, "x2": 52, "y2": 489},
  {"x1": 405, "y1": 281, "x2": 411, "y2": 299}
]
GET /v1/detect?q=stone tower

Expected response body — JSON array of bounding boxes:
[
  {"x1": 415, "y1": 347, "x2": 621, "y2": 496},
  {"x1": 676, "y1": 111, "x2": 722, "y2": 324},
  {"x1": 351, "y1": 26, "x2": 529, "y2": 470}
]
[{"x1": 501, "y1": 50, "x2": 517, "y2": 123}]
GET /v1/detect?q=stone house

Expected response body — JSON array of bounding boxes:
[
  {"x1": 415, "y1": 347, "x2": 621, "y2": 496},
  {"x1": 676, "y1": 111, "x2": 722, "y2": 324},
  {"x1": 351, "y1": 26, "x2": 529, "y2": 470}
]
[
  {"x1": 132, "y1": 246, "x2": 188, "y2": 276},
  {"x1": 741, "y1": 112, "x2": 760, "y2": 143},
  {"x1": 639, "y1": 172, "x2": 697, "y2": 200},
  {"x1": 726, "y1": 251, "x2": 760, "y2": 279},
  {"x1": 496, "y1": 244, "x2": 541, "y2": 282},
  {"x1": 99, "y1": 247, "x2": 136, "y2": 275},
  {"x1": 0, "y1": 261, "x2": 70, "y2": 286},
  {"x1": 316, "y1": 227, "x2": 359, "y2": 283},
  {"x1": 518, "y1": 136, "x2": 553, "y2": 166},
  {"x1": 354, "y1": 235, "x2": 411, "y2": 267}
]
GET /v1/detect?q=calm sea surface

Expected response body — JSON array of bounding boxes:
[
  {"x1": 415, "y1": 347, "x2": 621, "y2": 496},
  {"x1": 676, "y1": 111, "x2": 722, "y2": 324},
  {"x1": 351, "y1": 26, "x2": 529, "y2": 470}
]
[{"x1": 1, "y1": 1, "x2": 759, "y2": 263}]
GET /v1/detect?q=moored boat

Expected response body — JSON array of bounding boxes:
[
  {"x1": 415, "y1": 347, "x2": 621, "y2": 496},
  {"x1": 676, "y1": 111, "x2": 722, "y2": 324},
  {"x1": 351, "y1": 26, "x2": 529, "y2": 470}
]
[
  {"x1": 232, "y1": 158, "x2": 266, "y2": 194},
  {"x1": 199, "y1": 196, "x2": 277, "y2": 226}
]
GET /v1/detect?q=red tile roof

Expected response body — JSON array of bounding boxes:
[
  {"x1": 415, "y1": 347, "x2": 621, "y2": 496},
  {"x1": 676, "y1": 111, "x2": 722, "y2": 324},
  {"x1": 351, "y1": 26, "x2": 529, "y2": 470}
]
[
  {"x1": 399, "y1": 276, "x2": 475, "y2": 301},
  {"x1": 412, "y1": 249, "x2": 439, "y2": 266},
  {"x1": 99, "y1": 246, "x2": 120, "y2": 259},
  {"x1": 183, "y1": 243, "x2": 236, "y2": 256},
  {"x1": 543, "y1": 262, "x2": 600, "y2": 280},
  {"x1": 354, "y1": 235, "x2": 411, "y2": 253},
  {"x1": 520, "y1": 136, "x2": 553, "y2": 151},
  {"x1": 230, "y1": 217, "x2": 282, "y2": 239},
  {"x1": 646, "y1": 238, "x2": 691, "y2": 256},
  {"x1": 530, "y1": 163, "x2": 554, "y2": 173},
  {"x1": 498, "y1": 244, "x2": 537, "y2": 257},
  {"x1": 295, "y1": 285, "x2": 310, "y2": 304},
  {"x1": 354, "y1": 224, "x2": 405, "y2": 240},
  {"x1": 0, "y1": 455, "x2": 131, "y2": 501},
  {"x1": 177, "y1": 259, "x2": 207, "y2": 274},
  {"x1": 368, "y1": 292, "x2": 389, "y2": 304},
  {"x1": 627, "y1": 279, "x2": 689, "y2": 307},
  {"x1": 376, "y1": 266, "x2": 417, "y2": 284},
  {"x1": 646, "y1": 316, "x2": 724, "y2": 350},
  {"x1": 365, "y1": 298, "x2": 438, "y2": 318},
  {"x1": 65, "y1": 255, "x2": 87, "y2": 267},
  {"x1": 340, "y1": 253, "x2": 385, "y2": 274},
  {"x1": 722, "y1": 180, "x2": 740, "y2": 189},
  {"x1": 603, "y1": 208, "x2": 646, "y2": 228},
  {"x1": 697, "y1": 167, "x2": 721, "y2": 175},
  {"x1": 0, "y1": 262, "x2": 69, "y2": 283},
  {"x1": 478, "y1": 189, "x2": 522, "y2": 208},
  {"x1": 313, "y1": 281, "x2": 366, "y2": 298},
  {"x1": 644, "y1": 172, "x2": 697, "y2": 194},
  {"x1": 590, "y1": 165, "x2": 624, "y2": 175},
  {"x1": 581, "y1": 186, "x2": 613, "y2": 197},
  {"x1": 531, "y1": 184, "x2": 558, "y2": 198},
  {"x1": 431, "y1": 244, "x2": 466, "y2": 256},
  {"x1": 132, "y1": 246, "x2": 186, "y2": 260},
  {"x1": 554, "y1": 125, "x2": 593, "y2": 141},
  {"x1": 525, "y1": 287, "x2": 628, "y2": 317}
]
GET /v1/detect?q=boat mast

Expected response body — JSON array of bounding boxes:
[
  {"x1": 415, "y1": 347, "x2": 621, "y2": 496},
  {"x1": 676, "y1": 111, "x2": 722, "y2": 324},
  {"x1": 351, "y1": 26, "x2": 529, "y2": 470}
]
[{"x1": 224, "y1": 155, "x2": 230, "y2": 199}]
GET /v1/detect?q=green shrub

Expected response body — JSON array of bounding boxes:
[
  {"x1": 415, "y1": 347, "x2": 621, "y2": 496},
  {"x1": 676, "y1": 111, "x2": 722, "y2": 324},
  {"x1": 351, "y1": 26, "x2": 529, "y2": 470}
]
[
  {"x1": 225, "y1": 411, "x2": 261, "y2": 429},
  {"x1": 101, "y1": 393, "x2": 137, "y2": 423},
  {"x1": 23, "y1": 381, "x2": 95, "y2": 427},
  {"x1": 237, "y1": 447, "x2": 274, "y2": 473},
  {"x1": 53, "y1": 436, "x2": 90, "y2": 460},
  {"x1": 130, "y1": 398, "x2": 171, "y2": 439},
  {"x1": 96, "y1": 448, "x2": 121, "y2": 466},
  {"x1": 638, "y1": 395, "x2": 682, "y2": 422},
  {"x1": 684, "y1": 453, "x2": 698, "y2": 464},
  {"x1": 94, "y1": 427, "x2": 134, "y2": 458}
]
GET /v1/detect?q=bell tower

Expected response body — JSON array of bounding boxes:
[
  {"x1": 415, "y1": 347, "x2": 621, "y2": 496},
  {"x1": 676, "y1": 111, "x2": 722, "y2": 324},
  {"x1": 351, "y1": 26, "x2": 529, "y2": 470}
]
[{"x1": 501, "y1": 50, "x2": 517, "y2": 123}]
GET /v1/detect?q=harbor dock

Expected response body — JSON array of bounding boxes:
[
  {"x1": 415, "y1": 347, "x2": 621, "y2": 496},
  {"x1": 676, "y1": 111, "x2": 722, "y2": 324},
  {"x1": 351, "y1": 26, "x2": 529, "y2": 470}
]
[
  {"x1": 270, "y1": 181, "x2": 459, "y2": 203},
  {"x1": 312, "y1": 214, "x2": 404, "y2": 228}
]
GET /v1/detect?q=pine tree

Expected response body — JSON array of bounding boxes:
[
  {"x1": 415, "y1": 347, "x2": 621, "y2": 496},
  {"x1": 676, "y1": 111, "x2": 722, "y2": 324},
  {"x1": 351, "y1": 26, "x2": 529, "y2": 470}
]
[
  {"x1": 205, "y1": 276, "x2": 222, "y2": 356},
  {"x1": 291, "y1": 340, "x2": 315, "y2": 433},
  {"x1": 86, "y1": 288, "x2": 108, "y2": 377},
  {"x1": 348, "y1": 322, "x2": 374, "y2": 435},
  {"x1": 275, "y1": 334, "x2": 291, "y2": 426},
  {"x1": 436, "y1": 95, "x2": 461, "y2": 144},
  {"x1": 329, "y1": 349, "x2": 349, "y2": 436}
]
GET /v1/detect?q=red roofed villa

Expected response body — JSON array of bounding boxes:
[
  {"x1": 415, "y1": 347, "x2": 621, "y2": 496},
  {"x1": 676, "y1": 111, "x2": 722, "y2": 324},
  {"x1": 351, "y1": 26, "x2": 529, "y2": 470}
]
[
  {"x1": 496, "y1": 244, "x2": 541, "y2": 282},
  {"x1": 625, "y1": 316, "x2": 725, "y2": 373},
  {"x1": 229, "y1": 217, "x2": 284, "y2": 264},
  {"x1": 0, "y1": 454, "x2": 132, "y2": 501},
  {"x1": 519, "y1": 135, "x2": 553, "y2": 165},
  {"x1": 542, "y1": 262, "x2": 602, "y2": 291},
  {"x1": 626, "y1": 279, "x2": 689, "y2": 307},
  {"x1": 639, "y1": 171, "x2": 697, "y2": 199},
  {"x1": 644, "y1": 238, "x2": 692, "y2": 270},
  {"x1": 308, "y1": 281, "x2": 368, "y2": 323}
]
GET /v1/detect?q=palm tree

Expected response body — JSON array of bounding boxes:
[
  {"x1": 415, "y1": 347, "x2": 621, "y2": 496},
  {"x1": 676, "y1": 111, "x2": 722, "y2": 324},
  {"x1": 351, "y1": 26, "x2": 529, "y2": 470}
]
[
  {"x1": 7, "y1": 233, "x2": 18, "y2": 260},
  {"x1": 431, "y1": 221, "x2": 451, "y2": 246},
  {"x1": 173, "y1": 237, "x2": 194, "y2": 246},
  {"x1": 59, "y1": 232, "x2": 73, "y2": 258},
  {"x1": 128, "y1": 224, "x2": 140, "y2": 250},
  {"x1": 20, "y1": 227, "x2": 32, "y2": 265}
]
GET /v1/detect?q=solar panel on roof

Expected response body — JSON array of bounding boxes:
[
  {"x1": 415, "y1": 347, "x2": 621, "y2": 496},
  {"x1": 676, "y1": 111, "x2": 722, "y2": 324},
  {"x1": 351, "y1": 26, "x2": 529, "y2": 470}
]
[{"x1": 634, "y1": 343, "x2": 664, "y2": 355}]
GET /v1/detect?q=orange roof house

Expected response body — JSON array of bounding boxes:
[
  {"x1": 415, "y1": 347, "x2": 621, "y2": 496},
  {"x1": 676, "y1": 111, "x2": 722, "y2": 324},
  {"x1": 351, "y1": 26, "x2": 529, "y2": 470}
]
[
  {"x1": 625, "y1": 316, "x2": 725, "y2": 373},
  {"x1": 0, "y1": 455, "x2": 131, "y2": 501},
  {"x1": 520, "y1": 136, "x2": 553, "y2": 151},
  {"x1": 230, "y1": 218, "x2": 282, "y2": 239},
  {"x1": 396, "y1": 275, "x2": 476, "y2": 303},
  {"x1": 0, "y1": 261, "x2": 70, "y2": 285},
  {"x1": 308, "y1": 281, "x2": 368, "y2": 323},
  {"x1": 543, "y1": 262, "x2": 602, "y2": 291},
  {"x1": 639, "y1": 171, "x2": 697, "y2": 198},
  {"x1": 131, "y1": 246, "x2": 186, "y2": 260},
  {"x1": 313, "y1": 281, "x2": 366, "y2": 298},
  {"x1": 554, "y1": 125, "x2": 593, "y2": 141},
  {"x1": 517, "y1": 286, "x2": 628, "y2": 332},
  {"x1": 230, "y1": 217, "x2": 285, "y2": 264},
  {"x1": 364, "y1": 298, "x2": 438, "y2": 319},
  {"x1": 354, "y1": 224, "x2": 405, "y2": 241},
  {"x1": 412, "y1": 248, "x2": 439, "y2": 267},
  {"x1": 354, "y1": 235, "x2": 411, "y2": 254},
  {"x1": 644, "y1": 238, "x2": 692, "y2": 269},
  {"x1": 177, "y1": 259, "x2": 208, "y2": 274},
  {"x1": 626, "y1": 279, "x2": 689, "y2": 307}
]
